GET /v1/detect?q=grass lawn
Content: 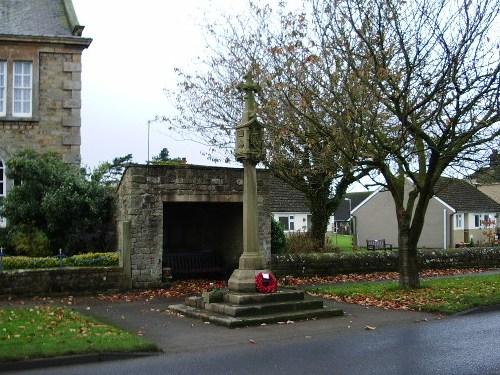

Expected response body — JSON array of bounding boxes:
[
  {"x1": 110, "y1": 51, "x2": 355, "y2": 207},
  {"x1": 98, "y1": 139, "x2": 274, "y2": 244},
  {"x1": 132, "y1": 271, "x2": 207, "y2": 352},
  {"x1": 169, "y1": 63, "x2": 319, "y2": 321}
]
[
  {"x1": 0, "y1": 306, "x2": 158, "y2": 362},
  {"x1": 310, "y1": 273, "x2": 500, "y2": 314},
  {"x1": 329, "y1": 234, "x2": 353, "y2": 252}
]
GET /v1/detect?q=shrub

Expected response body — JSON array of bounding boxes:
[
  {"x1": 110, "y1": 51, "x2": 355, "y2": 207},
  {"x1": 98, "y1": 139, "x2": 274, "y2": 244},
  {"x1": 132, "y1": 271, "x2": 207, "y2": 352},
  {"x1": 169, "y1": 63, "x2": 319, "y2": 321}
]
[
  {"x1": 1, "y1": 252, "x2": 119, "y2": 270},
  {"x1": 10, "y1": 227, "x2": 51, "y2": 257},
  {"x1": 271, "y1": 246, "x2": 500, "y2": 277},
  {"x1": 0, "y1": 150, "x2": 115, "y2": 256},
  {"x1": 271, "y1": 218, "x2": 287, "y2": 254},
  {"x1": 65, "y1": 252, "x2": 119, "y2": 267},
  {"x1": 286, "y1": 232, "x2": 321, "y2": 253}
]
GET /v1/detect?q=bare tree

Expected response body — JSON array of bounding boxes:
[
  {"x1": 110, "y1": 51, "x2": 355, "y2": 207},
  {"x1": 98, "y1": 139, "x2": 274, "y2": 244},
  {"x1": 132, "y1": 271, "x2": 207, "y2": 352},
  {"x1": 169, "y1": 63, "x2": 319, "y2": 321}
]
[
  {"x1": 164, "y1": 2, "x2": 373, "y2": 249},
  {"x1": 318, "y1": 0, "x2": 500, "y2": 287}
]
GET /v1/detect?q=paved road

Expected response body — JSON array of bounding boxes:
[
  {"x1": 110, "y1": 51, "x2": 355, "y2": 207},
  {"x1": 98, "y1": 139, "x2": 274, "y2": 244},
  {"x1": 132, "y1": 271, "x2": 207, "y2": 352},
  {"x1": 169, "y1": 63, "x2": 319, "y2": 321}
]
[{"x1": 6, "y1": 310, "x2": 500, "y2": 375}]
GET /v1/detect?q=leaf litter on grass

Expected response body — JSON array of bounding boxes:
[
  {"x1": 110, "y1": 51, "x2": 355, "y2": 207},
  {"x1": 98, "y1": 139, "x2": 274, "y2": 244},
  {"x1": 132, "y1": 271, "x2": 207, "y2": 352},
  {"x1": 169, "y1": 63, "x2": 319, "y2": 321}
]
[{"x1": 92, "y1": 268, "x2": 493, "y2": 303}]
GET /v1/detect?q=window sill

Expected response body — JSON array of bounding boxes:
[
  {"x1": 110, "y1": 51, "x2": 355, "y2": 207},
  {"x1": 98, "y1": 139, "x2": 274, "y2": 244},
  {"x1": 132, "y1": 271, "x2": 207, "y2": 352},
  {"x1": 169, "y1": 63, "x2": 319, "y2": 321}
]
[{"x1": 0, "y1": 116, "x2": 39, "y2": 123}]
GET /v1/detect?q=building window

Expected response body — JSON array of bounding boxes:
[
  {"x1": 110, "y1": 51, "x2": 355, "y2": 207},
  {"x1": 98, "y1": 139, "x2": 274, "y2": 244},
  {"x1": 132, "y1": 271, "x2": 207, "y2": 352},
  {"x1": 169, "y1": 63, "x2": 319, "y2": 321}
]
[
  {"x1": 12, "y1": 61, "x2": 32, "y2": 117},
  {"x1": 278, "y1": 215, "x2": 295, "y2": 231},
  {"x1": 474, "y1": 214, "x2": 481, "y2": 228},
  {"x1": 455, "y1": 213, "x2": 463, "y2": 229},
  {"x1": 278, "y1": 216, "x2": 289, "y2": 230},
  {"x1": 0, "y1": 61, "x2": 5, "y2": 116}
]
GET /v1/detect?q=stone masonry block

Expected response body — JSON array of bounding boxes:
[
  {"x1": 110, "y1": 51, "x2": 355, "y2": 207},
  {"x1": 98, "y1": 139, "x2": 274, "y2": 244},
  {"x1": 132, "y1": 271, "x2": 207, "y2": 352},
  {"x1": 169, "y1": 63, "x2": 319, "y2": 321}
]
[
  {"x1": 63, "y1": 80, "x2": 81, "y2": 90},
  {"x1": 62, "y1": 134, "x2": 81, "y2": 145},
  {"x1": 63, "y1": 62, "x2": 82, "y2": 72},
  {"x1": 72, "y1": 90, "x2": 81, "y2": 102},
  {"x1": 63, "y1": 98, "x2": 81, "y2": 109},
  {"x1": 62, "y1": 110, "x2": 81, "y2": 127}
]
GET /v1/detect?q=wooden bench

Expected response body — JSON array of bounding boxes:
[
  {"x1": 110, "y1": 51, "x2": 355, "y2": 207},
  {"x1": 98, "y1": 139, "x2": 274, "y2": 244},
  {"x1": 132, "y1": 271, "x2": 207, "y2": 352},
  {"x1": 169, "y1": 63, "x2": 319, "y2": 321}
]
[{"x1": 366, "y1": 239, "x2": 392, "y2": 251}]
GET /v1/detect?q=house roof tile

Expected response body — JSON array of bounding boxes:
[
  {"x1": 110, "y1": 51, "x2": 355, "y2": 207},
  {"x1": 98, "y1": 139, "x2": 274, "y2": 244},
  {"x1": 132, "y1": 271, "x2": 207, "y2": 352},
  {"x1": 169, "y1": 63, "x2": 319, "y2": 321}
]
[
  {"x1": 0, "y1": 0, "x2": 77, "y2": 37},
  {"x1": 334, "y1": 191, "x2": 373, "y2": 221},
  {"x1": 435, "y1": 178, "x2": 500, "y2": 212},
  {"x1": 268, "y1": 175, "x2": 310, "y2": 213}
]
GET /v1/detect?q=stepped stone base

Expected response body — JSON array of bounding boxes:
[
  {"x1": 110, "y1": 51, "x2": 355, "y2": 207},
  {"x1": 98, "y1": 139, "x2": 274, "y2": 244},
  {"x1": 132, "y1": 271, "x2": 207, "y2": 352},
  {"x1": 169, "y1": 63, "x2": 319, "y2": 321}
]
[{"x1": 168, "y1": 288, "x2": 343, "y2": 328}]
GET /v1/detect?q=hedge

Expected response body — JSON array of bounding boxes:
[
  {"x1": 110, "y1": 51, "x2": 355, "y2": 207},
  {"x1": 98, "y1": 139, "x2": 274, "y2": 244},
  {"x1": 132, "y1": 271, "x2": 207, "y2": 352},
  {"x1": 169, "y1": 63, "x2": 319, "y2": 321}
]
[
  {"x1": 0, "y1": 252, "x2": 119, "y2": 270},
  {"x1": 271, "y1": 247, "x2": 500, "y2": 277}
]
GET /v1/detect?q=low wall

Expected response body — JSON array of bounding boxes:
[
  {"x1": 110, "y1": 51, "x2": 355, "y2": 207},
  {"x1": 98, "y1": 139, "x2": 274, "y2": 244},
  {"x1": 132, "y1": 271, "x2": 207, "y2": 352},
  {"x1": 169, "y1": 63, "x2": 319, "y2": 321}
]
[
  {"x1": 0, "y1": 267, "x2": 128, "y2": 296},
  {"x1": 271, "y1": 247, "x2": 500, "y2": 277}
]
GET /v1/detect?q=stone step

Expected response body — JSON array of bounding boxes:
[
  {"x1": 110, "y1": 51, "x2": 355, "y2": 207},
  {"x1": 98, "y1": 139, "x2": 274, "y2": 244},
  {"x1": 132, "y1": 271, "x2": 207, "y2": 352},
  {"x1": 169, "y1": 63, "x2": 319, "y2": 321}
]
[
  {"x1": 206, "y1": 299, "x2": 325, "y2": 317},
  {"x1": 169, "y1": 303, "x2": 343, "y2": 328},
  {"x1": 224, "y1": 289, "x2": 305, "y2": 305}
]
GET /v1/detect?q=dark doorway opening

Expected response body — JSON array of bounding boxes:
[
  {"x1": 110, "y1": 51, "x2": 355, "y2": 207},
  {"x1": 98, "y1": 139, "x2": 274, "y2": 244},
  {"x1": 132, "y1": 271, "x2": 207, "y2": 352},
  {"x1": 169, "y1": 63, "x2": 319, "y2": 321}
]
[{"x1": 163, "y1": 202, "x2": 242, "y2": 277}]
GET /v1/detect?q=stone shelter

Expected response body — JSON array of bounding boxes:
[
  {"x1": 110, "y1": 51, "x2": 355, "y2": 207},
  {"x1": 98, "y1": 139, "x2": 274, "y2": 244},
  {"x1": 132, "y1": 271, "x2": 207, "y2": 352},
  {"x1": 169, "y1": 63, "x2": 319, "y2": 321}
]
[
  {"x1": 0, "y1": 0, "x2": 91, "y2": 212},
  {"x1": 116, "y1": 165, "x2": 271, "y2": 288}
]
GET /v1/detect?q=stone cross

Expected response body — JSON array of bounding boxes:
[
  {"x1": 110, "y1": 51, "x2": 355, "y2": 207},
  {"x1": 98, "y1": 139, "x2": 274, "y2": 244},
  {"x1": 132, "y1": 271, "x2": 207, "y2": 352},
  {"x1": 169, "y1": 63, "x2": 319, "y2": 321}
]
[
  {"x1": 234, "y1": 73, "x2": 264, "y2": 163},
  {"x1": 228, "y1": 72, "x2": 268, "y2": 292}
]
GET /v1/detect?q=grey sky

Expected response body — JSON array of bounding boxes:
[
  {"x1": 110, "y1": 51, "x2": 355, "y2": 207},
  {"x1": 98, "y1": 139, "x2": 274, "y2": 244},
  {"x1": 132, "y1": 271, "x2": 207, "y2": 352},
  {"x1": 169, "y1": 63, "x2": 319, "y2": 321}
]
[{"x1": 73, "y1": 0, "x2": 241, "y2": 169}]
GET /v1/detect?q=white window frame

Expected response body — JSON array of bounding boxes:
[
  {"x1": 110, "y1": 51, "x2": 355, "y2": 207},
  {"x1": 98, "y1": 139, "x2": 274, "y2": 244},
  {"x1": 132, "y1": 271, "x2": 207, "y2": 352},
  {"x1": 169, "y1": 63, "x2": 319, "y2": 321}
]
[
  {"x1": 277, "y1": 215, "x2": 296, "y2": 232},
  {"x1": 454, "y1": 213, "x2": 463, "y2": 229},
  {"x1": 12, "y1": 61, "x2": 32, "y2": 117},
  {"x1": 0, "y1": 61, "x2": 6, "y2": 116}
]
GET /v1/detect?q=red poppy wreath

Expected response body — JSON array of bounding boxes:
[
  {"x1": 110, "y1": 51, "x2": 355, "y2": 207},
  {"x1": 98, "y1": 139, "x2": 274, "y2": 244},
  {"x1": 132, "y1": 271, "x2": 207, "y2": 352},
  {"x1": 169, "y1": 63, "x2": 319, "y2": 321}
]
[{"x1": 255, "y1": 272, "x2": 278, "y2": 293}]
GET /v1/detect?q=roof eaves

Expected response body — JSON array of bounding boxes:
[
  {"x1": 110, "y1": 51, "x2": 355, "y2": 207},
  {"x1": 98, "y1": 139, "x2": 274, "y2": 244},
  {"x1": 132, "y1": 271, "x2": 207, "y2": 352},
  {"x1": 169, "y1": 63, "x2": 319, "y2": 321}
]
[
  {"x1": 0, "y1": 34, "x2": 92, "y2": 47},
  {"x1": 432, "y1": 195, "x2": 456, "y2": 213}
]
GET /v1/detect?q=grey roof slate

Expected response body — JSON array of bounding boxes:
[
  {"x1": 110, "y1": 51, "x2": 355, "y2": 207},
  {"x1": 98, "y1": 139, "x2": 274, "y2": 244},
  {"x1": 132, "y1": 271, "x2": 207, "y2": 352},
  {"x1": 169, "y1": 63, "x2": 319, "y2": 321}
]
[
  {"x1": 334, "y1": 191, "x2": 373, "y2": 221},
  {"x1": 435, "y1": 178, "x2": 500, "y2": 212},
  {"x1": 268, "y1": 174, "x2": 310, "y2": 213},
  {"x1": 0, "y1": 0, "x2": 73, "y2": 37},
  {"x1": 268, "y1": 174, "x2": 373, "y2": 216}
]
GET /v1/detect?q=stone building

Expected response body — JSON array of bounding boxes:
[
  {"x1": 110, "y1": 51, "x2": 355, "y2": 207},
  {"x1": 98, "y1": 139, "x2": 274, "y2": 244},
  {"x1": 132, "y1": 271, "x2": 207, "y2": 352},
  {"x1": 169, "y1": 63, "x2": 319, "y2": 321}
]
[
  {"x1": 116, "y1": 165, "x2": 271, "y2": 288},
  {"x1": 0, "y1": 0, "x2": 91, "y2": 204}
]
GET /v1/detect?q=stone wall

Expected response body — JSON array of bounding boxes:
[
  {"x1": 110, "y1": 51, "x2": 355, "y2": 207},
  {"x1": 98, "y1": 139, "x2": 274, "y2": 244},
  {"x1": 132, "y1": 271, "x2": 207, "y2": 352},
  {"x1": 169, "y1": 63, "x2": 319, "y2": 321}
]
[
  {"x1": 116, "y1": 165, "x2": 271, "y2": 288},
  {"x1": 0, "y1": 41, "x2": 87, "y2": 184},
  {"x1": 0, "y1": 267, "x2": 127, "y2": 296}
]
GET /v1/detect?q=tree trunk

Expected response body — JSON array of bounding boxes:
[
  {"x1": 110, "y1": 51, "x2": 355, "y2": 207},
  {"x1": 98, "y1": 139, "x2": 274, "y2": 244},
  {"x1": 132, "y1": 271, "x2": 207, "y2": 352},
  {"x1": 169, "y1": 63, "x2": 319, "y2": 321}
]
[
  {"x1": 398, "y1": 226, "x2": 420, "y2": 289},
  {"x1": 309, "y1": 198, "x2": 330, "y2": 250}
]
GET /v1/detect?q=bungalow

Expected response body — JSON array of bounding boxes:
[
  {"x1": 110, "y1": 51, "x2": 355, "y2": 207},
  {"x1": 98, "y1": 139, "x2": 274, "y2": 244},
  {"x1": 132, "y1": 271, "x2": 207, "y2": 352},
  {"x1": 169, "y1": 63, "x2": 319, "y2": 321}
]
[
  {"x1": 268, "y1": 175, "x2": 334, "y2": 233},
  {"x1": 351, "y1": 178, "x2": 500, "y2": 249}
]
